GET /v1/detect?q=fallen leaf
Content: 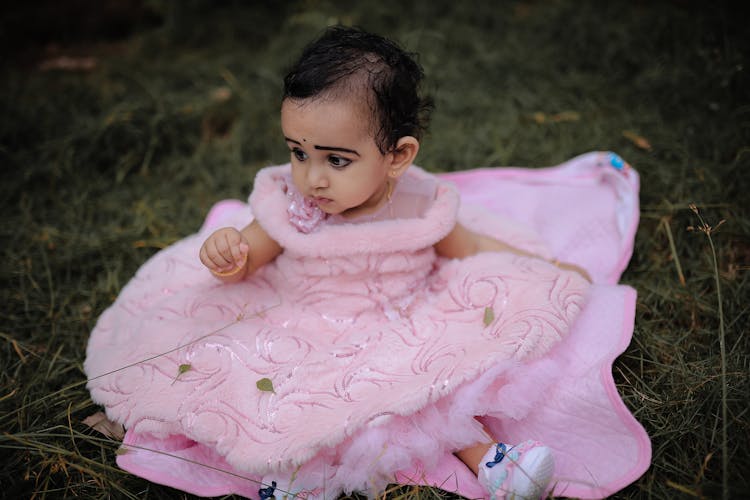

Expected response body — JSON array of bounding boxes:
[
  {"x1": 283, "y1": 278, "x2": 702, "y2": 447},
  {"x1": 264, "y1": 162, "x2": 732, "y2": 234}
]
[
  {"x1": 82, "y1": 411, "x2": 125, "y2": 440},
  {"x1": 622, "y1": 130, "x2": 652, "y2": 151},
  {"x1": 211, "y1": 86, "x2": 233, "y2": 102},
  {"x1": 532, "y1": 112, "x2": 546, "y2": 124},
  {"x1": 172, "y1": 363, "x2": 192, "y2": 385},
  {"x1": 483, "y1": 307, "x2": 495, "y2": 327},
  {"x1": 550, "y1": 111, "x2": 580, "y2": 123},
  {"x1": 115, "y1": 446, "x2": 129, "y2": 455},
  {"x1": 39, "y1": 56, "x2": 97, "y2": 72},
  {"x1": 532, "y1": 111, "x2": 580, "y2": 124},
  {"x1": 256, "y1": 377, "x2": 275, "y2": 393}
]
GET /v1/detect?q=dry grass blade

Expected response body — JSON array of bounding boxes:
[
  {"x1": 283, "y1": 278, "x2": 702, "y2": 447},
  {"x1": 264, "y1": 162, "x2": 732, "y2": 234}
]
[
  {"x1": 688, "y1": 203, "x2": 730, "y2": 500},
  {"x1": 661, "y1": 216, "x2": 686, "y2": 286}
]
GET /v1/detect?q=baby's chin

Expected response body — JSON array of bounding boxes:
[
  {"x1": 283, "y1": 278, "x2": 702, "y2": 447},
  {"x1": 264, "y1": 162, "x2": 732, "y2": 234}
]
[{"x1": 313, "y1": 198, "x2": 342, "y2": 214}]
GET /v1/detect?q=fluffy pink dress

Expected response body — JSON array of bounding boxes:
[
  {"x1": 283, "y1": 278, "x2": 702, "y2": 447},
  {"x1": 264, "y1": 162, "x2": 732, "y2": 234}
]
[{"x1": 84, "y1": 152, "x2": 650, "y2": 499}]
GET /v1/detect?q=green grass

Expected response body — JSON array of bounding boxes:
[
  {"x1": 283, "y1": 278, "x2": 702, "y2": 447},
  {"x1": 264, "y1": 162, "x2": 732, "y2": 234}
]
[{"x1": 1, "y1": 1, "x2": 748, "y2": 498}]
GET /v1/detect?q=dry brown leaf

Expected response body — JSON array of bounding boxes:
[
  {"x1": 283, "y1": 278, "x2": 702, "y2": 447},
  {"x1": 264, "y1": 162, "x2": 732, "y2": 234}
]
[
  {"x1": 622, "y1": 130, "x2": 652, "y2": 150},
  {"x1": 550, "y1": 111, "x2": 580, "y2": 122},
  {"x1": 39, "y1": 56, "x2": 97, "y2": 72},
  {"x1": 82, "y1": 411, "x2": 125, "y2": 440},
  {"x1": 210, "y1": 86, "x2": 233, "y2": 102},
  {"x1": 532, "y1": 111, "x2": 580, "y2": 124}
]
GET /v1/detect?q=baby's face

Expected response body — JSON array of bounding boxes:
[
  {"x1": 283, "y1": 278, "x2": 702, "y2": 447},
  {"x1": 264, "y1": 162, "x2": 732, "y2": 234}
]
[{"x1": 281, "y1": 97, "x2": 393, "y2": 219}]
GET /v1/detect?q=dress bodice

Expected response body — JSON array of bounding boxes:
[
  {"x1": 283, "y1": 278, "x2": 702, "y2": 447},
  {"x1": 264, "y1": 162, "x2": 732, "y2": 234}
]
[{"x1": 248, "y1": 165, "x2": 460, "y2": 321}]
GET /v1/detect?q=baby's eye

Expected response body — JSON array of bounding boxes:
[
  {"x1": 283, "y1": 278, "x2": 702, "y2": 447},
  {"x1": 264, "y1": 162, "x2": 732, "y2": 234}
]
[
  {"x1": 291, "y1": 148, "x2": 308, "y2": 162},
  {"x1": 328, "y1": 155, "x2": 352, "y2": 169}
]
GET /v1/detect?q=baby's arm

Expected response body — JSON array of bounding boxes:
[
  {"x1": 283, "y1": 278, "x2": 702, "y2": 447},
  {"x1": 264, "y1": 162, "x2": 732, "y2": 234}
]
[
  {"x1": 199, "y1": 220, "x2": 282, "y2": 283},
  {"x1": 434, "y1": 223, "x2": 591, "y2": 281}
]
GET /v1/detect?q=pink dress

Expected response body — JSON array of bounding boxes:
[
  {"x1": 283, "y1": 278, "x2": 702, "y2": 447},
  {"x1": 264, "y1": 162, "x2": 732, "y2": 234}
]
[{"x1": 85, "y1": 153, "x2": 650, "y2": 499}]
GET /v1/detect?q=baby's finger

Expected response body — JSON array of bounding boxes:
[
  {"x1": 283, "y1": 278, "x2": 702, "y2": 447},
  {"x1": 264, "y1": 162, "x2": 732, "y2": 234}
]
[
  {"x1": 208, "y1": 237, "x2": 234, "y2": 269},
  {"x1": 199, "y1": 244, "x2": 212, "y2": 269},
  {"x1": 216, "y1": 234, "x2": 238, "y2": 265},
  {"x1": 230, "y1": 241, "x2": 248, "y2": 265},
  {"x1": 201, "y1": 245, "x2": 224, "y2": 271}
]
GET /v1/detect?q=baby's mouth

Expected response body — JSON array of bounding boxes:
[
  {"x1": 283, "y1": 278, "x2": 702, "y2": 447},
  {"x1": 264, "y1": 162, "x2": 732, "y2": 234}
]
[{"x1": 312, "y1": 196, "x2": 333, "y2": 205}]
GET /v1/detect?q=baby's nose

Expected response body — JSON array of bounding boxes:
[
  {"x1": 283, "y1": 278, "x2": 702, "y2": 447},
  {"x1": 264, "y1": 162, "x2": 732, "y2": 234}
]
[{"x1": 307, "y1": 163, "x2": 329, "y2": 188}]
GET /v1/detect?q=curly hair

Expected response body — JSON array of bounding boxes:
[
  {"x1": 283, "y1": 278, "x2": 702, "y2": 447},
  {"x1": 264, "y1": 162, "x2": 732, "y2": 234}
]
[{"x1": 283, "y1": 26, "x2": 433, "y2": 154}]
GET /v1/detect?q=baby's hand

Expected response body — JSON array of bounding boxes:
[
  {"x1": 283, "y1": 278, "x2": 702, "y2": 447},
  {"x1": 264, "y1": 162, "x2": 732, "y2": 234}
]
[{"x1": 199, "y1": 227, "x2": 250, "y2": 275}]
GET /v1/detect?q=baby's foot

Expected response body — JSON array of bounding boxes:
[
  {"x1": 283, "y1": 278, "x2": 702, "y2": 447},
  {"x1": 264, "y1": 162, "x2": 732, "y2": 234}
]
[{"x1": 478, "y1": 441, "x2": 554, "y2": 499}]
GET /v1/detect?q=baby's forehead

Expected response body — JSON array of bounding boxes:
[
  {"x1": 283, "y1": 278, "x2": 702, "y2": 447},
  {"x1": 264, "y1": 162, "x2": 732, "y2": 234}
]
[{"x1": 281, "y1": 96, "x2": 379, "y2": 142}]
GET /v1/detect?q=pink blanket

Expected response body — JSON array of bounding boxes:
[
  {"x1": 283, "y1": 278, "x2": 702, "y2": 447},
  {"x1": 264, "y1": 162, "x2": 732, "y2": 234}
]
[{"x1": 85, "y1": 151, "x2": 650, "y2": 498}]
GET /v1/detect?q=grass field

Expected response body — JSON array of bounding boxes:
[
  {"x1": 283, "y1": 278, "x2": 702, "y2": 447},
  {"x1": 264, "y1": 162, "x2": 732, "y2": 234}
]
[{"x1": 1, "y1": 1, "x2": 748, "y2": 498}]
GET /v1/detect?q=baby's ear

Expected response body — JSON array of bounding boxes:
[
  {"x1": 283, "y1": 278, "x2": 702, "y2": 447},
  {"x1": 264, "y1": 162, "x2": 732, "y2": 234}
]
[{"x1": 388, "y1": 136, "x2": 420, "y2": 178}]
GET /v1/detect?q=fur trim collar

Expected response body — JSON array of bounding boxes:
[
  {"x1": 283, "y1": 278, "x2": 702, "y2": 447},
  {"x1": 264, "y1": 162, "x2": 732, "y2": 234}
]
[{"x1": 249, "y1": 165, "x2": 459, "y2": 258}]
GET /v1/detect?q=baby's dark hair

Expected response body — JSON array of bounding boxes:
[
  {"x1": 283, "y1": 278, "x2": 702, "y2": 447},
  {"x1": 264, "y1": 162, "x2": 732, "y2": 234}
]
[{"x1": 283, "y1": 26, "x2": 433, "y2": 154}]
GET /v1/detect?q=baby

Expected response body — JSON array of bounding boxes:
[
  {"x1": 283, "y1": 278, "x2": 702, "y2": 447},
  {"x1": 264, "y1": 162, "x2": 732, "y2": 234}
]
[{"x1": 199, "y1": 26, "x2": 588, "y2": 499}]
